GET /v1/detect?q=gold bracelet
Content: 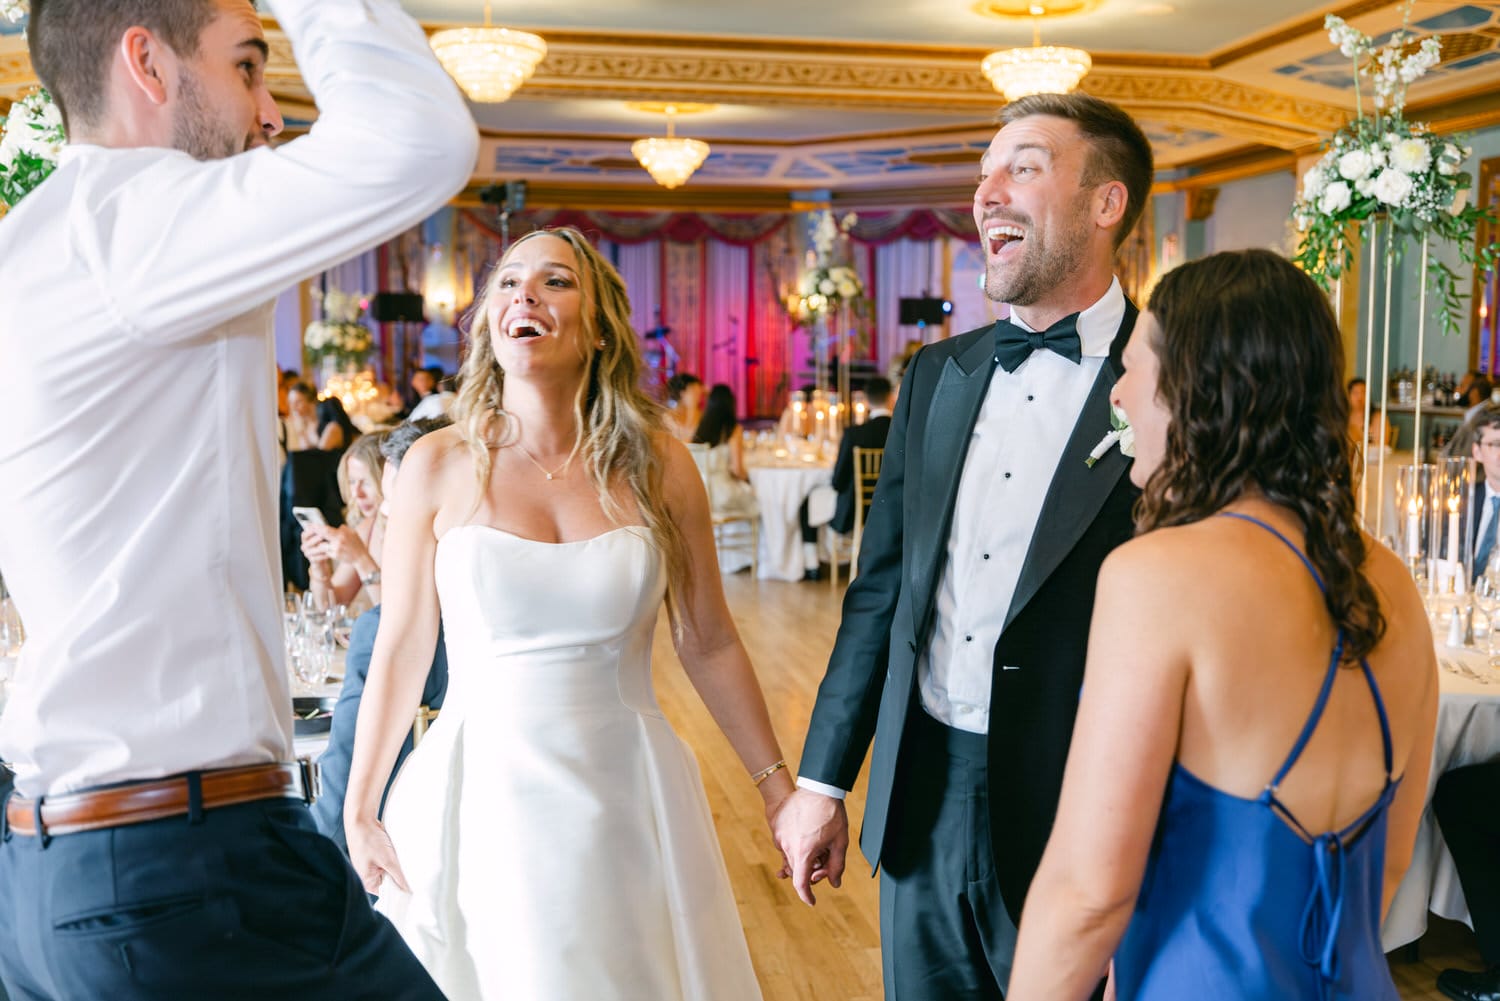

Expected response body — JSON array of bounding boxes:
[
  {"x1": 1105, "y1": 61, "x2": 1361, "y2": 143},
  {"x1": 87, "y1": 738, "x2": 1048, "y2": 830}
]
[{"x1": 751, "y1": 759, "x2": 788, "y2": 786}]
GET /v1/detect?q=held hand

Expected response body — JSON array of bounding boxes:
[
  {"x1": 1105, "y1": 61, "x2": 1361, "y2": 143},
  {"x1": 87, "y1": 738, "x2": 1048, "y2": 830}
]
[
  {"x1": 771, "y1": 789, "x2": 849, "y2": 906},
  {"x1": 347, "y1": 817, "x2": 409, "y2": 897}
]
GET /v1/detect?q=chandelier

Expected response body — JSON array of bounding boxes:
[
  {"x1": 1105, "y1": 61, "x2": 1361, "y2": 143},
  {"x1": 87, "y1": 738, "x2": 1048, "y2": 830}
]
[
  {"x1": 631, "y1": 105, "x2": 712, "y2": 190},
  {"x1": 429, "y1": 2, "x2": 547, "y2": 103},
  {"x1": 980, "y1": 6, "x2": 1092, "y2": 103}
]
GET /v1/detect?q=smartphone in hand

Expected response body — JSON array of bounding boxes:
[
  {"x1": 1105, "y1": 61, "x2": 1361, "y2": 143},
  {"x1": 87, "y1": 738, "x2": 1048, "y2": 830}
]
[{"x1": 292, "y1": 506, "x2": 328, "y2": 531}]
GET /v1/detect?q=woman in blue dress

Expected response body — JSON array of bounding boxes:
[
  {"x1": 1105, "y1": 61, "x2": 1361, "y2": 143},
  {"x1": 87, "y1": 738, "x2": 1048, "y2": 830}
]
[{"x1": 1007, "y1": 249, "x2": 1438, "y2": 1001}]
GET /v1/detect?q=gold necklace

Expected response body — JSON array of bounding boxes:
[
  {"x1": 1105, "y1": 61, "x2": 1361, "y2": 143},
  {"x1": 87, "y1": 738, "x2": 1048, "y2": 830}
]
[{"x1": 514, "y1": 441, "x2": 575, "y2": 481}]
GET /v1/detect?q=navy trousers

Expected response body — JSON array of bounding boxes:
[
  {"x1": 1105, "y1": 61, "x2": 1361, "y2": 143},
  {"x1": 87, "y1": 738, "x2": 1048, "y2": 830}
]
[
  {"x1": 881, "y1": 707, "x2": 1017, "y2": 1000},
  {"x1": 0, "y1": 792, "x2": 442, "y2": 1001},
  {"x1": 878, "y1": 707, "x2": 1106, "y2": 1001}
]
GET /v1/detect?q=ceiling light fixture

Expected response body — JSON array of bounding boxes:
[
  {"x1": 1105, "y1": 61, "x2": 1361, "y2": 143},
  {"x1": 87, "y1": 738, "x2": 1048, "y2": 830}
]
[
  {"x1": 429, "y1": 1, "x2": 547, "y2": 104},
  {"x1": 631, "y1": 104, "x2": 712, "y2": 190},
  {"x1": 980, "y1": 4, "x2": 1092, "y2": 102}
]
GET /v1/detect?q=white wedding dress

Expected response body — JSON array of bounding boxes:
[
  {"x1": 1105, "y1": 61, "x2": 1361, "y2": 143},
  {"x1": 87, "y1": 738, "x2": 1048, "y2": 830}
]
[{"x1": 376, "y1": 524, "x2": 762, "y2": 1000}]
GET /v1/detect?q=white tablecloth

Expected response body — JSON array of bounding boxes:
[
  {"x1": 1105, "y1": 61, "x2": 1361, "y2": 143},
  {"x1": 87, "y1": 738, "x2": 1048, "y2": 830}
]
[
  {"x1": 1382, "y1": 643, "x2": 1500, "y2": 950},
  {"x1": 747, "y1": 461, "x2": 833, "y2": 582}
]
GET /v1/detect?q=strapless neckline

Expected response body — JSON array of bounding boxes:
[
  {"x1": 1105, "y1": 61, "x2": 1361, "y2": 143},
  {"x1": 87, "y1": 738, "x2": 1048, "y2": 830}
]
[{"x1": 437, "y1": 522, "x2": 648, "y2": 549}]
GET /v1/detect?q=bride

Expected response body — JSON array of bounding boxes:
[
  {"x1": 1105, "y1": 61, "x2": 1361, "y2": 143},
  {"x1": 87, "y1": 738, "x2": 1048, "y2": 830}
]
[{"x1": 343, "y1": 227, "x2": 793, "y2": 1000}]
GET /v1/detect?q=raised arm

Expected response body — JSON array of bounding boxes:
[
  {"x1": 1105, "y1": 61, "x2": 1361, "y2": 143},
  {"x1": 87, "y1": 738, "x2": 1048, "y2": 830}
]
[
  {"x1": 343, "y1": 433, "x2": 450, "y2": 894},
  {"x1": 94, "y1": 0, "x2": 479, "y2": 343},
  {"x1": 660, "y1": 437, "x2": 795, "y2": 819}
]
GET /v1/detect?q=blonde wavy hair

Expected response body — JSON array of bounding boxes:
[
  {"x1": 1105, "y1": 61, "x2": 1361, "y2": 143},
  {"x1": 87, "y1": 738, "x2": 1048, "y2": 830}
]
[
  {"x1": 452, "y1": 227, "x2": 691, "y2": 604},
  {"x1": 337, "y1": 430, "x2": 387, "y2": 527}
]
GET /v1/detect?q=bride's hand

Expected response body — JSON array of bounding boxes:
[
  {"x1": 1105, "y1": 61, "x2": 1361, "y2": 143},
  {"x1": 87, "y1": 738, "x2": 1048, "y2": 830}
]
[{"x1": 347, "y1": 817, "x2": 409, "y2": 896}]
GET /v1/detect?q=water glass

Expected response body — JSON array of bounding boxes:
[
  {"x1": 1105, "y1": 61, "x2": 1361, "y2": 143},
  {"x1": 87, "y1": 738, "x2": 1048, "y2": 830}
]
[{"x1": 331, "y1": 605, "x2": 355, "y2": 649}]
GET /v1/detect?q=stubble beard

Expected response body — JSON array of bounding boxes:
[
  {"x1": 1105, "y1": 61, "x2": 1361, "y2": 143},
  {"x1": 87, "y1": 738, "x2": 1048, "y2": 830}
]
[
  {"x1": 171, "y1": 70, "x2": 245, "y2": 161},
  {"x1": 984, "y1": 206, "x2": 1093, "y2": 307}
]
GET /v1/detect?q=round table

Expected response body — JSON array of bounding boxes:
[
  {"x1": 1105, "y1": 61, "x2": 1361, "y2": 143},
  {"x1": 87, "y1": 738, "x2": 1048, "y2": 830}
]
[
  {"x1": 1382, "y1": 642, "x2": 1500, "y2": 950},
  {"x1": 746, "y1": 457, "x2": 833, "y2": 582}
]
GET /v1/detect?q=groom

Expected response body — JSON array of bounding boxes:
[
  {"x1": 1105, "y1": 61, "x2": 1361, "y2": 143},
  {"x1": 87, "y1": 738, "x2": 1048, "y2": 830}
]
[{"x1": 773, "y1": 93, "x2": 1154, "y2": 999}]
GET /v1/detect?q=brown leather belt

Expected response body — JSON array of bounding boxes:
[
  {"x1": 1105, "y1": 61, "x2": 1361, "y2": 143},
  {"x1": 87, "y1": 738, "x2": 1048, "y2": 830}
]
[{"x1": 5, "y1": 762, "x2": 315, "y2": 838}]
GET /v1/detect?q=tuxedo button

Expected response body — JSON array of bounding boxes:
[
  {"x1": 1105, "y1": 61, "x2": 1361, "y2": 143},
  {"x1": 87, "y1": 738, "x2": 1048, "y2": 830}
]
[
  {"x1": 1004, "y1": 472, "x2": 1011, "y2": 479},
  {"x1": 965, "y1": 635, "x2": 973, "y2": 642},
  {"x1": 983, "y1": 553, "x2": 990, "y2": 560}
]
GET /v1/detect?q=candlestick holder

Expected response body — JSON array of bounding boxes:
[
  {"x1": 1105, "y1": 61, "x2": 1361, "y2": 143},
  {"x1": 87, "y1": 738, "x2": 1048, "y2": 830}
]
[
  {"x1": 1437, "y1": 458, "x2": 1478, "y2": 597},
  {"x1": 1395, "y1": 463, "x2": 1437, "y2": 591}
]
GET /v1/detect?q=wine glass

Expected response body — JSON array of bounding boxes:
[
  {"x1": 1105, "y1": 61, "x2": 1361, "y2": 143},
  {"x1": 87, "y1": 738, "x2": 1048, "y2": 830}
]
[{"x1": 331, "y1": 604, "x2": 355, "y2": 650}]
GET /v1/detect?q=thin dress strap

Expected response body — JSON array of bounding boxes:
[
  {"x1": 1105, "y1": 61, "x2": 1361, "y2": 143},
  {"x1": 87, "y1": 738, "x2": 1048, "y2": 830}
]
[
  {"x1": 1215, "y1": 511, "x2": 1398, "y2": 1000},
  {"x1": 1213, "y1": 513, "x2": 1394, "y2": 792}
]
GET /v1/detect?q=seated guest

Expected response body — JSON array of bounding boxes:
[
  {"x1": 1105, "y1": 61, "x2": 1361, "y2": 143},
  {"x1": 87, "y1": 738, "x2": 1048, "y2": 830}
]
[
  {"x1": 284, "y1": 380, "x2": 322, "y2": 451},
  {"x1": 1469, "y1": 409, "x2": 1500, "y2": 582},
  {"x1": 830, "y1": 376, "x2": 894, "y2": 536},
  {"x1": 694, "y1": 383, "x2": 759, "y2": 520},
  {"x1": 665, "y1": 372, "x2": 703, "y2": 443},
  {"x1": 303, "y1": 431, "x2": 387, "y2": 612},
  {"x1": 402, "y1": 365, "x2": 439, "y2": 419},
  {"x1": 1433, "y1": 758, "x2": 1500, "y2": 1001},
  {"x1": 316, "y1": 395, "x2": 360, "y2": 455},
  {"x1": 278, "y1": 367, "x2": 299, "y2": 418},
  {"x1": 1347, "y1": 377, "x2": 1395, "y2": 448},
  {"x1": 1007, "y1": 250, "x2": 1437, "y2": 1001},
  {"x1": 408, "y1": 373, "x2": 457, "y2": 422},
  {"x1": 310, "y1": 418, "x2": 451, "y2": 854}
]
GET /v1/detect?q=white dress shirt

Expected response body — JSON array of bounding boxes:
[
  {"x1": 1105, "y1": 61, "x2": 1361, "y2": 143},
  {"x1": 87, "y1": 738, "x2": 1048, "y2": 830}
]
[
  {"x1": 0, "y1": 0, "x2": 478, "y2": 798},
  {"x1": 921, "y1": 280, "x2": 1124, "y2": 734},
  {"x1": 798, "y1": 280, "x2": 1126, "y2": 798}
]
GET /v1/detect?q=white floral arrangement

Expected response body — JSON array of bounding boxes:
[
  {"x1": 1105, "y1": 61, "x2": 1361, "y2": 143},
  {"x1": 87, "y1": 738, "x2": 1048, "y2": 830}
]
[
  {"x1": 1292, "y1": 1, "x2": 1498, "y2": 337},
  {"x1": 0, "y1": 88, "x2": 64, "y2": 213},
  {"x1": 1, "y1": 0, "x2": 26, "y2": 25},
  {"x1": 786, "y1": 210, "x2": 867, "y2": 322},
  {"x1": 305, "y1": 289, "x2": 374, "y2": 369}
]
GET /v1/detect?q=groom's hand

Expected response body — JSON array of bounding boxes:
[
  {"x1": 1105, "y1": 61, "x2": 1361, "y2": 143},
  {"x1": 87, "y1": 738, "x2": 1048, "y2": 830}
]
[{"x1": 771, "y1": 789, "x2": 848, "y2": 906}]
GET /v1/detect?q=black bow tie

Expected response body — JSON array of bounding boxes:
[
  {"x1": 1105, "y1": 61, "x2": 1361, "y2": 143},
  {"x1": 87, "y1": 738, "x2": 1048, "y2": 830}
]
[{"x1": 993, "y1": 313, "x2": 1083, "y2": 373}]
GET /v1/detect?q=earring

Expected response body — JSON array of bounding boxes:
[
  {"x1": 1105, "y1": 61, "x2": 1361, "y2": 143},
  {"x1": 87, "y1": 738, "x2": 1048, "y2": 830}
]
[{"x1": 597, "y1": 338, "x2": 607, "y2": 349}]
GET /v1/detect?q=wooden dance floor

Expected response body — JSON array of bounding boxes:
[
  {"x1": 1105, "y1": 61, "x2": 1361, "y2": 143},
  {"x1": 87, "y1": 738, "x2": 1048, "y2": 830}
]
[{"x1": 655, "y1": 574, "x2": 1486, "y2": 1001}]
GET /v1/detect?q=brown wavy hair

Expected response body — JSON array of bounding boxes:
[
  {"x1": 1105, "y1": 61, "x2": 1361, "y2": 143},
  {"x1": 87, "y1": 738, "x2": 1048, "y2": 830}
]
[
  {"x1": 1137, "y1": 249, "x2": 1384, "y2": 662},
  {"x1": 451, "y1": 227, "x2": 691, "y2": 612}
]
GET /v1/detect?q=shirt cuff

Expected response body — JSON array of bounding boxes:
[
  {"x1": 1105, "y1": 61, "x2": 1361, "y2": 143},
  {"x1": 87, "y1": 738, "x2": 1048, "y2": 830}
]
[{"x1": 796, "y1": 776, "x2": 847, "y2": 800}]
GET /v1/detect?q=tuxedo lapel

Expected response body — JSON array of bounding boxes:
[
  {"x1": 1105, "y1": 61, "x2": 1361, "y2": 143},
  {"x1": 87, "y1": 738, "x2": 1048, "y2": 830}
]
[
  {"x1": 910, "y1": 328, "x2": 998, "y2": 636},
  {"x1": 1003, "y1": 301, "x2": 1139, "y2": 632}
]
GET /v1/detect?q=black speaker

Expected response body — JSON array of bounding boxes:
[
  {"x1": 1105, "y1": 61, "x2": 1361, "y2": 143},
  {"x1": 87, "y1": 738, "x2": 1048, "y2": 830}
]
[
  {"x1": 479, "y1": 180, "x2": 528, "y2": 213},
  {"x1": 898, "y1": 297, "x2": 952, "y2": 326},
  {"x1": 369, "y1": 291, "x2": 426, "y2": 323}
]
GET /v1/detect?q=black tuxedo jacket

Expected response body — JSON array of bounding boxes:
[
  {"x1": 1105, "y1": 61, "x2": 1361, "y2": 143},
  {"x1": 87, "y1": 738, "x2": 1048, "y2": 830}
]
[
  {"x1": 830, "y1": 415, "x2": 893, "y2": 535},
  {"x1": 799, "y1": 303, "x2": 1140, "y2": 922}
]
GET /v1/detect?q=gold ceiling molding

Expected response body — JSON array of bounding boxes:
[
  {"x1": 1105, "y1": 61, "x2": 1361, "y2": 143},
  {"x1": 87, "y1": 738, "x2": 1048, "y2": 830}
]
[
  {"x1": 1207, "y1": 0, "x2": 1397, "y2": 67},
  {"x1": 1081, "y1": 73, "x2": 1349, "y2": 139}
]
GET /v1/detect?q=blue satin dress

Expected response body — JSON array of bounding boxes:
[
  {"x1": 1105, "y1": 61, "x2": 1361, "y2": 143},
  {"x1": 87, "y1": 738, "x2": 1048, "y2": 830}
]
[{"x1": 1113, "y1": 513, "x2": 1401, "y2": 1001}]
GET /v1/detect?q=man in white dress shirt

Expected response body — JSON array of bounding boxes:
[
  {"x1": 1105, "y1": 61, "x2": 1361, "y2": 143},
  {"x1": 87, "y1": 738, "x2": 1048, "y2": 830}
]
[
  {"x1": 773, "y1": 93, "x2": 1153, "y2": 1000},
  {"x1": 0, "y1": 1, "x2": 477, "y2": 996}
]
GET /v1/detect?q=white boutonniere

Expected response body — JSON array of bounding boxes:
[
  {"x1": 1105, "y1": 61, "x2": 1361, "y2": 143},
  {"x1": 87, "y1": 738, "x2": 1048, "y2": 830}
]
[{"x1": 1085, "y1": 405, "x2": 1135, "y2": 467}]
